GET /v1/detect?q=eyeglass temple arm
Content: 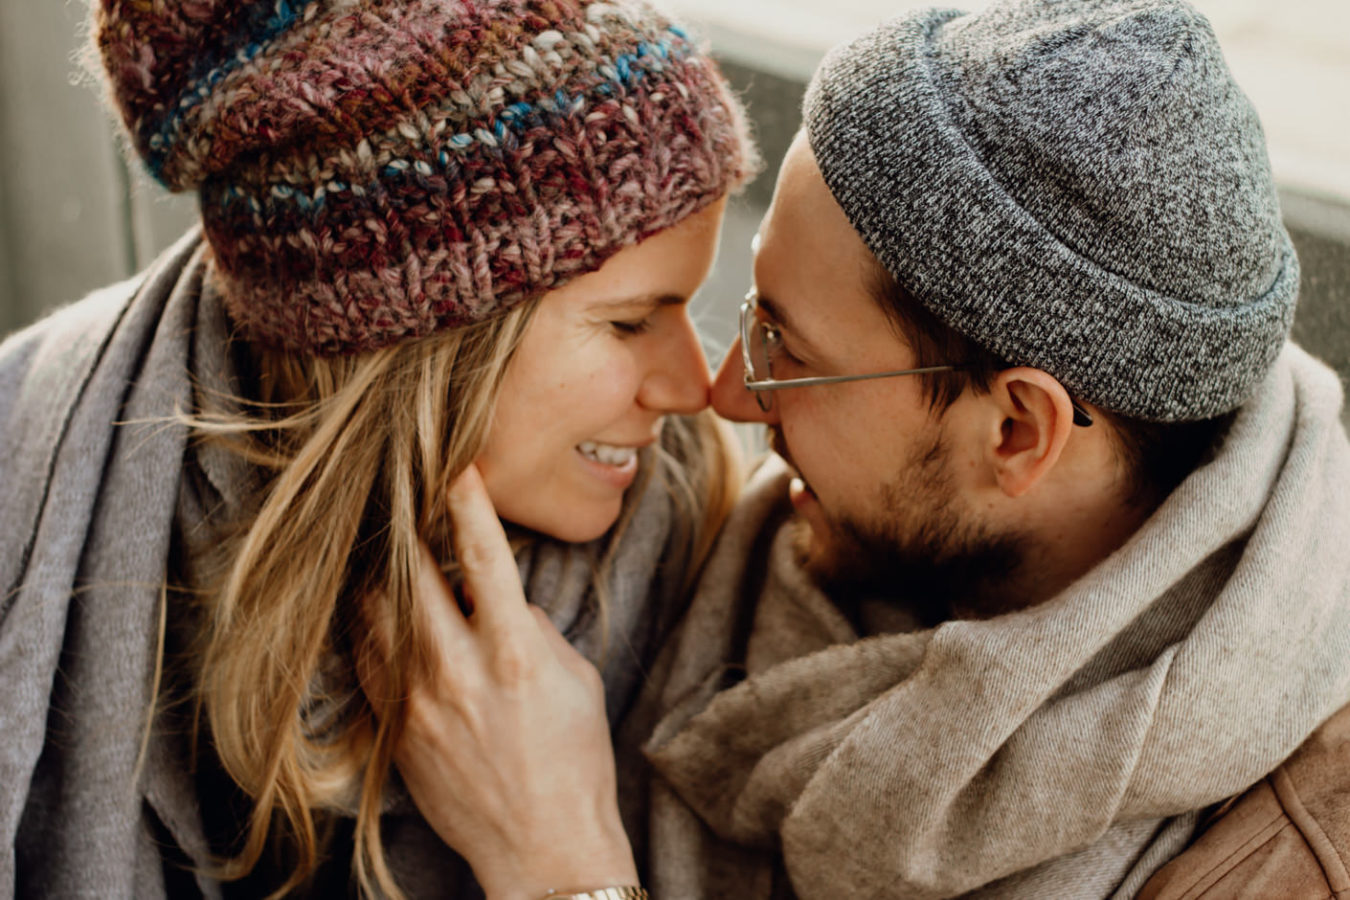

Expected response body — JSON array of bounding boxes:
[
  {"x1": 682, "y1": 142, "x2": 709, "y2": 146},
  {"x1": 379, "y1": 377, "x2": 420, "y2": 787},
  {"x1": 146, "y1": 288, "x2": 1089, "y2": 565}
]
[
  {"x1": 742, "y1": 366, "x2": 961, "y2": 391},
  {"x1": 744, "y1": 370, "x2": 1095, "y2": 427}
]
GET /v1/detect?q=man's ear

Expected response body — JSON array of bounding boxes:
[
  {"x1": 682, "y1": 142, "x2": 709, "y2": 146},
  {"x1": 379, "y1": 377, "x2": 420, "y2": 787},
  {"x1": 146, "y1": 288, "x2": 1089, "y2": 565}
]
[{"x1": 985, "y1": 367, "x2": 1076, "y2": 498}]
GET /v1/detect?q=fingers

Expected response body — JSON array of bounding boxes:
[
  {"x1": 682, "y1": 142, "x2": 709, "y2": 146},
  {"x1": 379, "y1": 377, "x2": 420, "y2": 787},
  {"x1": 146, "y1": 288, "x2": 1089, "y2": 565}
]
[
  {"x1": 355, "y1": 598, "x2": 392, "y2": 705},
  {"x1": 414, "y1": 542, "x2": 474, "y2": 659},
  {"x1": 359, "y1": 545, "x2": 468, "y2": 705},
  {"x1": 367, "y1": 465, "x2": 551, "y2": 704},
  {"x1": 447, "y1": 464, "x2": 533, "y2": 643},
  {"x1": 529, "y1": 605, "x2": 585, "y2": 664},
  {"x1": 529, "y1": 605, "x2": 606, "y2": 697}
]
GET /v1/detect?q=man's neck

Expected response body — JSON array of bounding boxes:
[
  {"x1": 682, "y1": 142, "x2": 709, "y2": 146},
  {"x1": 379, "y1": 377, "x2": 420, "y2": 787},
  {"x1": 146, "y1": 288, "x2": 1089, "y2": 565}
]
[{"x1": 963, "y1": 487, "x2": 1157, "y2": 618}]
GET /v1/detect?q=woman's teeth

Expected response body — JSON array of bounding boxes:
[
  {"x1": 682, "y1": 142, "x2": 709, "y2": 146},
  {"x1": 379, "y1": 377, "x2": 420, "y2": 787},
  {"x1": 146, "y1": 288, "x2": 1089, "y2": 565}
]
[{"x1": 577, "y1": 441, "x2": 638, "y2": 466}]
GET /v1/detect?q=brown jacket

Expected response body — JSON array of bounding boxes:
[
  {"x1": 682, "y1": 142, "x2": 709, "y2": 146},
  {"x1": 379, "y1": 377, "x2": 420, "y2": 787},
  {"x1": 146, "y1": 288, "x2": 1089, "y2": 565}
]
[{"x1": 1139, "y1": 703, "x2": 1350, "y2": 899}]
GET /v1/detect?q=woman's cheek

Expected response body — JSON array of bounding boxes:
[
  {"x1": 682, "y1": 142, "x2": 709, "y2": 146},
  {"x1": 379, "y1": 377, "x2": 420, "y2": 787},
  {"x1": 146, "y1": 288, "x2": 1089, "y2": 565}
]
[{"x1": 581, "y1": 356, "x2": 644, "y2": 413}]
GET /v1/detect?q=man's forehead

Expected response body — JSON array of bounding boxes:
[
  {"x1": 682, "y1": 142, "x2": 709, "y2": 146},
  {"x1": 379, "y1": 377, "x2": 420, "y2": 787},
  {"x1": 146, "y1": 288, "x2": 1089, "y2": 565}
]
[{"x1": 756, "y1": 137, "x2": 876, "y2": 282}]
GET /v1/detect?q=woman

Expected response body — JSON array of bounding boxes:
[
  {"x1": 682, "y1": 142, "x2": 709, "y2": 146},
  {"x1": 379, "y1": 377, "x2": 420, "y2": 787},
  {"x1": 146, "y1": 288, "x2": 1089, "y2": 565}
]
[{"x1": 0, "y1": 0, "x2": 755, "y2": 897}]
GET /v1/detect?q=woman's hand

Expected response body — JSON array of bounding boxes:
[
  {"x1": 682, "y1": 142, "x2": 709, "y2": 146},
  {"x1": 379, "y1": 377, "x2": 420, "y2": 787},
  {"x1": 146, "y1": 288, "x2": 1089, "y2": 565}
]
[{"x1": 361, "y1": 465, "x2": 637, "y2": 900}]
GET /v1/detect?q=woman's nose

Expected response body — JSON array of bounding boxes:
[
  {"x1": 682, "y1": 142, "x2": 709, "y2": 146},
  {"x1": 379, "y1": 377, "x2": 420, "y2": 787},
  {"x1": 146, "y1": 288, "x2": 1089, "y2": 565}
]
[
  {"x1": 638, "y1": 311, "x2": 712, "y2": 416},
  {"x1": 711, "y1": 338, "x2": 776, "y2": 424}
]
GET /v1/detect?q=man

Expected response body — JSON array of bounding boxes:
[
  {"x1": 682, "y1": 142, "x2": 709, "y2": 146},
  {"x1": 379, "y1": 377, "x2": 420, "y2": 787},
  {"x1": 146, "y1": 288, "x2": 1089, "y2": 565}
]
[{"x1": 639, "y1": 0, "x2": 1350, "y2": 897}]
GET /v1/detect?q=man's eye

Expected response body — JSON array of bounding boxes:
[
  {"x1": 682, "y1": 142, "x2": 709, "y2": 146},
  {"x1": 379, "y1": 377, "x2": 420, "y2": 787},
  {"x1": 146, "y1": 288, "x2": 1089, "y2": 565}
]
[
  {"x1": 611, "y1": 318, "x2": 652, "y2": 336},
  {"x1": 763, "y1": 323, "x2": 800, "y2": 366}
]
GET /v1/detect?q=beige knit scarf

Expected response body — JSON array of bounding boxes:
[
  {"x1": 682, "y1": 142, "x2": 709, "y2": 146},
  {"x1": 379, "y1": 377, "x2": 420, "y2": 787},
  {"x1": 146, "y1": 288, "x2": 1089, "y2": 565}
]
[{"x1": 641, "y1": 344, "x2": 1350, "y2": 899}]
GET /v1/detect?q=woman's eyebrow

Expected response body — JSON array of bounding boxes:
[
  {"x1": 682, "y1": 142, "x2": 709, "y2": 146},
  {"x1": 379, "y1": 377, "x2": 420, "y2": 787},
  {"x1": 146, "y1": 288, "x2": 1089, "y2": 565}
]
[{"x1": 593, "y1": 293, "x2": 687, "y2": 310}]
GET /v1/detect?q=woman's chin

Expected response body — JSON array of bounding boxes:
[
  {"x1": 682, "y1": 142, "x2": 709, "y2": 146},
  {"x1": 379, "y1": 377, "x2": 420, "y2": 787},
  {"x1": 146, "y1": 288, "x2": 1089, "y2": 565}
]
[
  {"x1": 504, "y1": 498, "x2": 624, "y2": 544},
  {"x1": 480, "y1": 463, "x2": 628, "y2": 544}
]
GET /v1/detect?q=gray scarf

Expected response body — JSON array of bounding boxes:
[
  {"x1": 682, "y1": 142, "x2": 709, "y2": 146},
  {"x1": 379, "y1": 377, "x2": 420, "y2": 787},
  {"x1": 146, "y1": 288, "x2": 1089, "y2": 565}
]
[
  {"x1": 642, "y1": 344, "x2": 1350, "y2": 899},
  {"x1": 0, "y1": 230, "x2": 684, "y2": 898}
]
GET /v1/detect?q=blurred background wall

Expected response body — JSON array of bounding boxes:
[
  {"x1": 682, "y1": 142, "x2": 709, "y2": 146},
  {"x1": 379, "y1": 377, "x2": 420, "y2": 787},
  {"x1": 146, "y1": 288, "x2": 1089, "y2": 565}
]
[
  {"x1": 2, "y1": 0, "x2": 1347, "y2": 380},
  {"x1": 0, "y1": 0, "x2": 196, "y2": 337}
]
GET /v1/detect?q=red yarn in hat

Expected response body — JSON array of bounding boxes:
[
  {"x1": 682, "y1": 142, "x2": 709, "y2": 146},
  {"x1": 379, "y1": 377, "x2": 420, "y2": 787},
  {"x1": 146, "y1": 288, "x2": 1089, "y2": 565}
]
[{"x1": 96, "y1": 0, "x2": 756, "y2": 353}]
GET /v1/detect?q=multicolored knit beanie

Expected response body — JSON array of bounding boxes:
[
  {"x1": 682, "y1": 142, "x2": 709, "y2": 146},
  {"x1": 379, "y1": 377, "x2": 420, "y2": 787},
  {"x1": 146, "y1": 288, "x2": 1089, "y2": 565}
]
[{"x1": 95, "y1": 0, "x2": 755, "y2": 354}]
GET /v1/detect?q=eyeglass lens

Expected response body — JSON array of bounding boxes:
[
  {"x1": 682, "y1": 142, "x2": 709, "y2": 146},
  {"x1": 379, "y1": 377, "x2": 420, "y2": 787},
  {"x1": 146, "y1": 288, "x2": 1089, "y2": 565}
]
[{"x1": 740, "y1": 300, "x2": 774, "y2": 411}]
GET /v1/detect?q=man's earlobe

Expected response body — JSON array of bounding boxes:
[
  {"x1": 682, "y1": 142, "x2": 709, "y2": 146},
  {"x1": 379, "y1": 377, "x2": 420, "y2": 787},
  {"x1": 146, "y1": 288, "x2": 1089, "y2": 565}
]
[{"x1": 990, "y1": 368, "x2": 1075, "y2": 498}]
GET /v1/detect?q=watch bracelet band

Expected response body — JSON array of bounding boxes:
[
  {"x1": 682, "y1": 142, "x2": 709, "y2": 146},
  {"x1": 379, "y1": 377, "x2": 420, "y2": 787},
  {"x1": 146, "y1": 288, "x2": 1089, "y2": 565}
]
[{"x1": 541, "y1": 888, "x2": 648, "y2": 900}]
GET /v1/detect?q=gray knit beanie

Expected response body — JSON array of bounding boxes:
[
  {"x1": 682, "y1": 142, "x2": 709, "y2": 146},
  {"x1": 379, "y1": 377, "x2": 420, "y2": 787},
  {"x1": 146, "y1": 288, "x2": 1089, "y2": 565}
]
[{"x1": 803, "y1": 0, "x2": 1299, "y2": 421}]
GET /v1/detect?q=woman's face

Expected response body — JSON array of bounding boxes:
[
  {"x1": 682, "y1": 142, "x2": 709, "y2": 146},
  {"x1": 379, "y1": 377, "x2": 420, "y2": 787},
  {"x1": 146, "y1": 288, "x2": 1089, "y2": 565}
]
[{"x1": 477, "y1": 197, "x2": 728, "y2": 542}]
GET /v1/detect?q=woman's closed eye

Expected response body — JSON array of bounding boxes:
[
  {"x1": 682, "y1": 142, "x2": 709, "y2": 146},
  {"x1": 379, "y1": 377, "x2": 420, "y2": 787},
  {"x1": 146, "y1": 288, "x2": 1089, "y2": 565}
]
[{"x1": 610, "y1": 316, "x2": 653, "y2": 337}]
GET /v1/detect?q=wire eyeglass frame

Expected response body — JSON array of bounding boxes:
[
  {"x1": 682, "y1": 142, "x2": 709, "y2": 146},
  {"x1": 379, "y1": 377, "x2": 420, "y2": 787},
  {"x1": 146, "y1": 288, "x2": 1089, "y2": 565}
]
[{"x1": 738, "y1": 290, "x2": 1093, "y2": 428}]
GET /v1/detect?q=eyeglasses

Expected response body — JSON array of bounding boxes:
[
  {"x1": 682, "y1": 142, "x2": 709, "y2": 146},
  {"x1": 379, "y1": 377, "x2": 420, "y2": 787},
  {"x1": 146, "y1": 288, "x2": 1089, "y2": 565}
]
[{"x1": 738, "y1": 290, "x2": 1093, "y2": 427}]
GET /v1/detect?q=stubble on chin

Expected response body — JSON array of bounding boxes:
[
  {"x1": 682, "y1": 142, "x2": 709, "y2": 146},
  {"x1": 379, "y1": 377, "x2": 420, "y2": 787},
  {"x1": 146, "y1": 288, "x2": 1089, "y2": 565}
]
[{"x1": 793, "y1": 436, "x2": 1030, "y2": 626}]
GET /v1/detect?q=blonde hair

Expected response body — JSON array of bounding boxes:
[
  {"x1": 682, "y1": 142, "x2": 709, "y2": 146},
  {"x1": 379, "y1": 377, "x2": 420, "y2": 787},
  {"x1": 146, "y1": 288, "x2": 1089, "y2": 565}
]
[{"x1": 181, "y1": 294, "x2": 739, "y2": 897}]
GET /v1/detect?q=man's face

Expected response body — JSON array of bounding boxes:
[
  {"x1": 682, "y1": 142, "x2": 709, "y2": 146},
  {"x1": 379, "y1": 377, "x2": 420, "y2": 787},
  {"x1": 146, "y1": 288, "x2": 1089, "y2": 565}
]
[{"x1": 711, "y1": 133, "x2": 1026, "y2": 618}]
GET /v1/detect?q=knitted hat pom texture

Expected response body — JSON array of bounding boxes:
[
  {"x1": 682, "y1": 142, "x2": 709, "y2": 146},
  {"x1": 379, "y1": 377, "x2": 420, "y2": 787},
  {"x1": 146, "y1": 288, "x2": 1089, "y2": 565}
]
[{"x1": 97, "y1": 0, "x2": 755, "y2": 354}]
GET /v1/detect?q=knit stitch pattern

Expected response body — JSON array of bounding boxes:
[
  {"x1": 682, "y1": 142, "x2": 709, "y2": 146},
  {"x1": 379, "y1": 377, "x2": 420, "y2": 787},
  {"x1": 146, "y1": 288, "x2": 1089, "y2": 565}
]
[
  {"x1": 804, "y1": 0, "x2": 1298, "y2": 421},
  {"x1": 96, "y1": 0, "x2": 753, "y2": 353}
]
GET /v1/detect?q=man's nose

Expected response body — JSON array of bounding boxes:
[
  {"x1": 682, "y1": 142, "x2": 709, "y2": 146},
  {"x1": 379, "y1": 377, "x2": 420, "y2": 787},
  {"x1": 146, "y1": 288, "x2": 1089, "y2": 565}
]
[{"x1": 711, "y1": 338, "x2": 776, "y2": 423}]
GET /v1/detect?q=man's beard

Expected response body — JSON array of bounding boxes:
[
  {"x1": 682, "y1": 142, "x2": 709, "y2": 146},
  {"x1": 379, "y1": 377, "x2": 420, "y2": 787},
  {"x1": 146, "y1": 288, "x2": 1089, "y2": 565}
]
[{"x1": 777, "y1": 429, "x2": 1030, "y2": 625}]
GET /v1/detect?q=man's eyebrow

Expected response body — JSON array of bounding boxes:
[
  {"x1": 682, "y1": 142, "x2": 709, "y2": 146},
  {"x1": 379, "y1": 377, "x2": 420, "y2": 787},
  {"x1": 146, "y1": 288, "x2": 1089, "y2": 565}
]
[{"x1": 592, "y1": 293, "x2": 687, "y2": 310}]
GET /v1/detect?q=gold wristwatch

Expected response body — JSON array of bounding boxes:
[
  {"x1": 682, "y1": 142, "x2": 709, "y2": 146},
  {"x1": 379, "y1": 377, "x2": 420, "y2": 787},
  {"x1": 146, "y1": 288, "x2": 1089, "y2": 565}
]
[{"x1": 541, "y1": 889, "x2": 648, "y2": 900}]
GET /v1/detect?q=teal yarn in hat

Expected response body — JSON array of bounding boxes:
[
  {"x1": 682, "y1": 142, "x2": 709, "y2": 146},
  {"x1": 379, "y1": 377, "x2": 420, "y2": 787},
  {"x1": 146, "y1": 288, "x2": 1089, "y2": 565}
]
[{"x1": 96, "y1": 0, "x2": 757, "y2": 354}]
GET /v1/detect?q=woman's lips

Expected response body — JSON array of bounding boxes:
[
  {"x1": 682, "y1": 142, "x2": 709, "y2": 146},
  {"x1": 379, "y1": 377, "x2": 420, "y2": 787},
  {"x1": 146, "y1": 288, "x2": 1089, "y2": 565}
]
[{"x1": 574, "y1": 440, "x2": 645, "y2": 490}]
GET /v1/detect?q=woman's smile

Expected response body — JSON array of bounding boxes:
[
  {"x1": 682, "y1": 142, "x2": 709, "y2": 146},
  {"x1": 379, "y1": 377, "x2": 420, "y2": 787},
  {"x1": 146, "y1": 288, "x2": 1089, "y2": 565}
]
[
  {"x1": 477, "y1": 198, "x2": 727, "y2": 543},
  {"x1": 575, "y1": 437, "x2": 650, "y2": 489}
]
